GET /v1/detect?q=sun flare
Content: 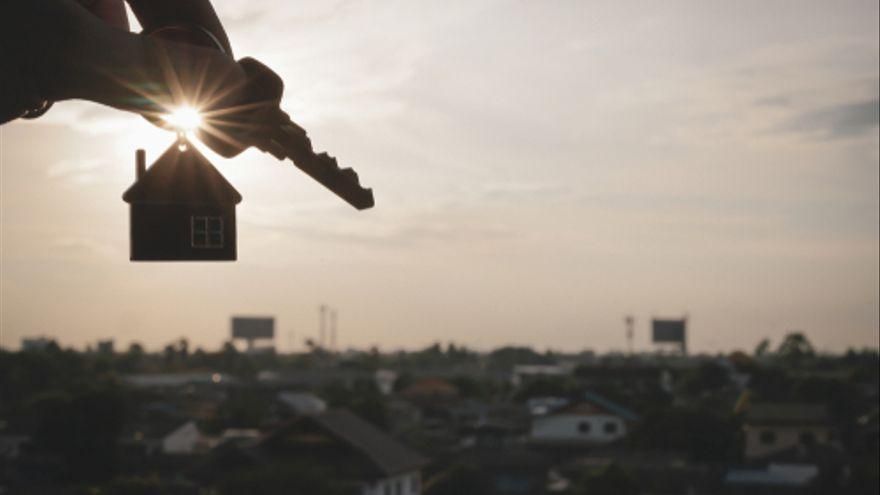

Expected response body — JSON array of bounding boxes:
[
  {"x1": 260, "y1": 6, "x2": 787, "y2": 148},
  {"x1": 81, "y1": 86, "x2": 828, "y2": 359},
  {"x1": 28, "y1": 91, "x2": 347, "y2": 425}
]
[{"x1": 162, "y1": 106, "x2": 203, "y2": 133}]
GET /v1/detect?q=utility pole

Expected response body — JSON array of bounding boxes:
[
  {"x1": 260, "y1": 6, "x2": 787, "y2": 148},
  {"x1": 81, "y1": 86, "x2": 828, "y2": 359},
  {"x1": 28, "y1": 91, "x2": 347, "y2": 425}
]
[{"x1": 625, "y1": 315, "x2": 635, "y2": 355}]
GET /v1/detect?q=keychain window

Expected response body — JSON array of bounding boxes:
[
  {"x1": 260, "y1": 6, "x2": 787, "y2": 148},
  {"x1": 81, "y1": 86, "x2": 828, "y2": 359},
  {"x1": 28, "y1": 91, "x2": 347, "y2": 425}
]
[{"x1": 192, "y1": 216, "x2": 224, "y2": 248}]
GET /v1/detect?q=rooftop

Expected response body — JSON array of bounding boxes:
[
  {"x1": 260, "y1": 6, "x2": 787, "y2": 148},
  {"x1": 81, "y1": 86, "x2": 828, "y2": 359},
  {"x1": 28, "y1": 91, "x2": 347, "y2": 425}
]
[
  {"x1": 746, "y1": 403, "x2": 829, "y2": 426},
  {"x1": 122, "y1": 143, "x2": 242, "y2": 205}
]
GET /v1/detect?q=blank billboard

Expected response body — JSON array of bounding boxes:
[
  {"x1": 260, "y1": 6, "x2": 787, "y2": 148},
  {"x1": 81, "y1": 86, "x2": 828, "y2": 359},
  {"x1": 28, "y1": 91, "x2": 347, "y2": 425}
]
[
  {"x1": 652, "y1": 318, "x2": 686, "y2": 343},
  {"x1": 232, "y1": 317, "x2": 275, "y2": 339}
]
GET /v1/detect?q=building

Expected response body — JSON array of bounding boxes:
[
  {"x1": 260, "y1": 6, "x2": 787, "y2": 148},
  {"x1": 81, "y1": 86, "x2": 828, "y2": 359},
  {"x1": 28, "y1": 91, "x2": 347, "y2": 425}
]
[
  {"x1": 743, "y1": 403, "x2": 832, "y2": 460},
  {"x1": 96, "y1": 339, "x2": 114, "y2": 354},
  {"x1": 201, "y1": 409, "x2": 428, "y2": 495},
  {"x1": 530, "y1": 392, "x2": 639, "y2": 446},
  {"x1": 724, "y1": 464, "x2": 819, "y2": 494},
  {"x1": 400, "y1": 378, "x2": 459, "y2": 405},
  {"x1": 511, "y1": 364, "x2": 571, "y2": 387},
  {"x1": 20, "y1": 337, "x2": 54, "y2": 351},
  {"x1": 162, "y1": 421, "x2": 212, "y2": 455},
  {"x1": 123, "y1": 372, "x2": 236, "y2": 388},
  {"x1": 526, "y1": 397, "x2": 570, "y2": 416},
  {"x1": 276, "y1": 391, "x2": 327, "y2": 415},
  {"x1": 122, "y1": 144, "x2": 241, "y2": 261}
]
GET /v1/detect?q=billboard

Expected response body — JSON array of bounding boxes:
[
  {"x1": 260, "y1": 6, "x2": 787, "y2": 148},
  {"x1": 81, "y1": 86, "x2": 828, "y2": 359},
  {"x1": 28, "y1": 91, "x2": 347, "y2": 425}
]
[
  {"x1": 232, "y1": 317, "x2": 275, "y2": 339},
  {"x1": 652, "y1": 318, "x2": 686, "y2": 344}
]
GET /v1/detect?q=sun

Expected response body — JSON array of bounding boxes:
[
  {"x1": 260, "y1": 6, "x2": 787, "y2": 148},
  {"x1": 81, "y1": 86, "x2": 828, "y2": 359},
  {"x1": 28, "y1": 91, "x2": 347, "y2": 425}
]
[{"x1": 161, "y1": 106, "x2": 203, "y2": 133}]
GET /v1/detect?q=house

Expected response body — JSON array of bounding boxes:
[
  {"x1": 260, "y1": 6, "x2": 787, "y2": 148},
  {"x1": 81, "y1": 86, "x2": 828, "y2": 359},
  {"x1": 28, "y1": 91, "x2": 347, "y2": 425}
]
[
  {"x1": 123, "y1": 372, "x2": 236, "y2": 388},
  {"x1": 122, "y1": 143, "x2": 241, "y2": 261},
  {"x1": 162, "y1": 420, "x2": 213, "y2": 455},
  {"x1": 724, "y1": 463, "x2": 819, "y2": 494},
  {"x1": 198, "y1": 409, "x2": 429, "y2": 495},
  {"x1": 527, "y1": 397, "x2": 570, "y2": 416},
  {"x1": 459, "y1": 448, "x2": 552, "y2": 495},
  {"x1": 530, "y1": 392, "x2": 639, "y2": 446},
  {"x1": 276, "y1": 391, "x2": 327, "y2": 415},
  {"x1": 511, "y1": 364, "x2": 571, "y2": 387},
  {"x1": 743, "y1": 403, "x2": 832, "y2": 460},
  {"x1": 375, "y1": 369, "x2": 398, "y2": 395},
  {"x1": 400, "y1": 378, "x2": 459, "y2": 409}
]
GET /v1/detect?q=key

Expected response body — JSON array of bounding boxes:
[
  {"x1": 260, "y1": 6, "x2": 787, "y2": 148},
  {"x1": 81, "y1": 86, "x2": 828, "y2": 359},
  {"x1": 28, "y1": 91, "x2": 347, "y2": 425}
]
[
  {"x1": 260, "y1": 110, "x2": 374, "y2": 210},
  {"x1": 211, "y1": 58, "x2": 374, "y2": 210}
]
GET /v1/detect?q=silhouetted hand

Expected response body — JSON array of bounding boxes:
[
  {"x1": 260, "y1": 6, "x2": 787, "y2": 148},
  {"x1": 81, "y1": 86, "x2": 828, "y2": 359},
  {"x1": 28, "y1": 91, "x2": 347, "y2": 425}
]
[{"x1": 1, "y1": 0, "x2": 252, "y2": 154}]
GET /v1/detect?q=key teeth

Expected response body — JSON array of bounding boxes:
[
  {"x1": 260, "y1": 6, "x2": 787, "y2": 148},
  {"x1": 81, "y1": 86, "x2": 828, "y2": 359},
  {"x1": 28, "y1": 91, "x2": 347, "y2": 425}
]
[
  {"x1": 359, "y1": 190, "x2": 375, "y2": 210},
  {"x1": 317, "y1": 152, "x2": 340, "y2": 170},
  {"x1": 341, "y1": 168, "x2": 359, "y2": 183}
]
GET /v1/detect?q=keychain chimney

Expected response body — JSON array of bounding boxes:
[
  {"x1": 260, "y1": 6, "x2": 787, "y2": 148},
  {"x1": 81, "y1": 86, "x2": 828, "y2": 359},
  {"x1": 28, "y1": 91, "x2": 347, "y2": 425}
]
[{"x1": 135, "y1": 149, "x2": 146, "y2": 179}]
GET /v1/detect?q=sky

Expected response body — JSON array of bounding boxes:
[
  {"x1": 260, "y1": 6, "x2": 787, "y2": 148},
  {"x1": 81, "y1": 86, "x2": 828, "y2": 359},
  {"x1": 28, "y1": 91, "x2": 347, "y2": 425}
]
[{"x1": 1, "y1": 0, "x2": 878, "y2": 354}]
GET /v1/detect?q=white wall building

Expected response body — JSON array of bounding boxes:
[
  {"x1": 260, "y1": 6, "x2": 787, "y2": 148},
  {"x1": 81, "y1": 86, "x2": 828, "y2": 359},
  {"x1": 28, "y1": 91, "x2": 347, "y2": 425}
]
[
  {"x1": 531, "y1": 404, "x2": 629, "y2": 444},
  {"x1": 530, "y1": 392, "x2": 640, "y2": 445},
  {"x1": 162, "y1": 421, "x2": 208, "y2": 454},
  {"x1": 743, "y1": 404, "x2": 831, "y2": 460},
  {"x1": 361, "y1": 472, "x2": 421, "y2": 495}
]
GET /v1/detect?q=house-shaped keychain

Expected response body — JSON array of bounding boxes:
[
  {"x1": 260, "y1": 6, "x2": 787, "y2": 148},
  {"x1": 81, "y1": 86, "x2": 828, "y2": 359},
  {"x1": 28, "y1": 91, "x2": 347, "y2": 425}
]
[{"x1": 122, "y1": 141, "x2": 242, "y2": 261}]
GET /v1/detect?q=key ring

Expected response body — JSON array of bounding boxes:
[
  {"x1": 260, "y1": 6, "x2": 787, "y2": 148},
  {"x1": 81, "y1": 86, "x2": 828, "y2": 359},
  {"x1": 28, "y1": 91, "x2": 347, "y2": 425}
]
[{"x1": 21, "y1": 100, "x2": 53, "y2": 120}]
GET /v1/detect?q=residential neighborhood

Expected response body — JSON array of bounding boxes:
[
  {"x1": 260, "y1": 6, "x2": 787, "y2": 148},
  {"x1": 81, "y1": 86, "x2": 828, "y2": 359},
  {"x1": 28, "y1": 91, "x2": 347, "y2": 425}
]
[{"x1": 0, "y1": 332, "x2": 877, "y2": 494}]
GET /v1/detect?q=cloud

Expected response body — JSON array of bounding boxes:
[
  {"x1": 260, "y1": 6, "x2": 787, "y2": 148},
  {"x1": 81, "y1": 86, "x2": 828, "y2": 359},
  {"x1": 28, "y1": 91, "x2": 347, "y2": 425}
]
[
  {"x1": 46, "y1": 158, "x2": 110, "y2": 185},
  {"x1": 753, "y1": 95, "x2": 792, "y2": 107},
  {"x1": 240, "y1": 202, "x2": 517, "y2": 248},
  {"x1": 39, "y1": 101, "x2": 139, "y2": 136},
  {"x1": 480, "y1": 182, "x2": 574, "y2": 203},
  {"x1": 780, "y1": 99, "x2": 879, "y2": 139},
  {"x1": 51, "y1": 237, "x2": 118, "y2": 258}
]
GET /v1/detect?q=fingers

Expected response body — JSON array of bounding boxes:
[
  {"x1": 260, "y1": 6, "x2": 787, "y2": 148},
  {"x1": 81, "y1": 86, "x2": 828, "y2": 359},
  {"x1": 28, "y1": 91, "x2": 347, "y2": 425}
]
[
  {"x1": 40, "y1": 4, "x2": 248, "y2": 115},
  {"x1": 79, "y1": 0, "x2": 130, "y2": 30},
  {"x1": 125, "y1": 0, "x2": 233, "y2": 55}
]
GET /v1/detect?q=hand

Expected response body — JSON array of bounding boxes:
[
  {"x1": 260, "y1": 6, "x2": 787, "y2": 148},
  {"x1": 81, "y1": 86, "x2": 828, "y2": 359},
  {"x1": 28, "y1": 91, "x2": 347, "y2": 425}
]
[
  {"x1": 2, "y1": 0, "x2": 252, "y2": 155},
  {"x1": 79, "y1": 0, "x2": 129, "y2": 30}
]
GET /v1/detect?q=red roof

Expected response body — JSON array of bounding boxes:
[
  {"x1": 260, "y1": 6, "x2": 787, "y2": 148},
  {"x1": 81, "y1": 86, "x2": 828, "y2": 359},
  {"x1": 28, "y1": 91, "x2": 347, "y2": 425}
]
[
  {"x1": 401, "y1": 378, "x2": 459, "y2": 398},
  {"x1": 122, "y1": 143, "x2": 242, "y2": 205}
]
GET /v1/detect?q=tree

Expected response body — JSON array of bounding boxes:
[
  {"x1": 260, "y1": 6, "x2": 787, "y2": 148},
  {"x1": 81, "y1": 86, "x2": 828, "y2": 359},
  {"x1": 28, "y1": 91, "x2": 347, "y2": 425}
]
[
  {"x1": 754, "y1": 338, "x2": 771, "y2": 357},
  {"x1": 487, "y1": 346, "x2": 553, "y2": 369},
  {"x1": 162, "y1": 343, "x2": 176, "y2": 366},
  {"x1": 322, "y1": 379, "x2": 388, "y2": 428},
  {"x1": 127, "y1": 342, "x2": 144, "y2": 355},
  {"x1": 118, "y1": 342, "x2": 146, "y2": 372},
  {"x1": 680, "y1": 361, "x2": 731, "y2": 395},
  {"x1": 571, "y1": 464, "x2": 639, "y2": 495},
  {"x1": 31, "y1": 385, "x2": 126, "y2": 482},
  {"x1": 777, "y1": 332, "x2": 815, "y2": 363},
  {"x1": 177, "y1": 337, "x2": 190, "y2": 361},
  {"x1": 630, "y1": 407, "x2": 742, "y2": 462}
]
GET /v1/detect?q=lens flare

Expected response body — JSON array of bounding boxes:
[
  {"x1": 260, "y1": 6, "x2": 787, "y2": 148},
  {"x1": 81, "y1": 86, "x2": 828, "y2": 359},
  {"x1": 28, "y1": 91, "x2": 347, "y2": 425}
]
[{"x1": 162, "y1": 106, "x2": 203, "y2": 132}]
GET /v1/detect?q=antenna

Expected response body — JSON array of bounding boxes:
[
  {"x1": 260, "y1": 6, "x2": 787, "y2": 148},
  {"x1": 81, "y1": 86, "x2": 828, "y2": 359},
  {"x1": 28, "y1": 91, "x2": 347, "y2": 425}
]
[
  {"x1": 319, "y1": 305, "x2": 327, "y2": 348},
  {"x1": 330, "y1": 309, "x2": 338, "y2": 351},
  {"x1": 625, "y1": 315, "x2": 635, "y2": 355}
]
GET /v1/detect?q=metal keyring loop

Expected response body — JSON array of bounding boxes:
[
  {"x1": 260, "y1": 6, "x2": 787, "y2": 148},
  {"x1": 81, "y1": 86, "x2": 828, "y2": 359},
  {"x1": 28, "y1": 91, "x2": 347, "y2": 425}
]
[{"x1": 21, "y1": 100, "x2": 53, "y2": 120}]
